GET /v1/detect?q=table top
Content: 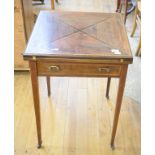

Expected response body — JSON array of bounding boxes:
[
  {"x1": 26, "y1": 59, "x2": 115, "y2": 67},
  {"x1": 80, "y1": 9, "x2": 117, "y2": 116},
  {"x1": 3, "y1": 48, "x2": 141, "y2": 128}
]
[{"x1": 23, "y1": 11, "x2": 132, "y2": 63}]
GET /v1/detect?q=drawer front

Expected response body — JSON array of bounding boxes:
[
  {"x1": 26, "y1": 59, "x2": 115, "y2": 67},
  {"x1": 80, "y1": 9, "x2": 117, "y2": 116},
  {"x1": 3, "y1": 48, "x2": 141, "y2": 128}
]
[{"x1": 37, "y1": 62, "x2": 121, "y2": 77}]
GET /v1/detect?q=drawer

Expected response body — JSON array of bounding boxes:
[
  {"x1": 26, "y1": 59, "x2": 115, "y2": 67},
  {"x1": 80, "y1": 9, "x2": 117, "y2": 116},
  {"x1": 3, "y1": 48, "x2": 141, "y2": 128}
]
[{"x1": 37, "y1": 62, "x2": 121, "y2": 77}]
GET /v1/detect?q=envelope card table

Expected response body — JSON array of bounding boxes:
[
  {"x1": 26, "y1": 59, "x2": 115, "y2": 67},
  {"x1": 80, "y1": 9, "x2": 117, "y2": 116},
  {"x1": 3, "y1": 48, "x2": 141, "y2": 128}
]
[{"x1": 23, "y1": 11, "x2": 133, "y2": 148}]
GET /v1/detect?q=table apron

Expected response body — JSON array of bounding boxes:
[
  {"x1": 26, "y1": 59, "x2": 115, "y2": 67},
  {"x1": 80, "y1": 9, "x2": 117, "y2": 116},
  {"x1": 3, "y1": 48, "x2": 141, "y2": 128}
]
[{"x1": 36, "y1": 61, "x2": 122, "y2": 77}]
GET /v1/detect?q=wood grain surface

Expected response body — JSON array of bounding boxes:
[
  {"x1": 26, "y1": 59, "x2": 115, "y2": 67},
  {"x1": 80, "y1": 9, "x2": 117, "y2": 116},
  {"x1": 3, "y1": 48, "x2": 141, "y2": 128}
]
[
  {"x1": 15, "y1": 72, "x2": 140, "y2": 155},
  {"x1": 23, "y1": 11, "x2": 132, "y2": 62}
]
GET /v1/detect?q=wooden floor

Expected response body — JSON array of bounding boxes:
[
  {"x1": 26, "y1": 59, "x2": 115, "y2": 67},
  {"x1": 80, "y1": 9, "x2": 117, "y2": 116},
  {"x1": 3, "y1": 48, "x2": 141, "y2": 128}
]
[
  {"x1": 15, "y1": 72, "x2": 140, "y2": 155},
  {"x1": 15, "y1": 0, "x2": 140, "y2": 154}
]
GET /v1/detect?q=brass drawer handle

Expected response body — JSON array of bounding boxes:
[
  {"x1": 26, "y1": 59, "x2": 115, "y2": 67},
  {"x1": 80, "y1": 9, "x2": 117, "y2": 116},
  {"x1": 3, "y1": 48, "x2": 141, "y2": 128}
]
[
  {"x1": 48, "y1": 65, "x2": 60, "y2": 72},
  {"x1": 98, "y1": 67, "x2": 111, "y2": 73}
]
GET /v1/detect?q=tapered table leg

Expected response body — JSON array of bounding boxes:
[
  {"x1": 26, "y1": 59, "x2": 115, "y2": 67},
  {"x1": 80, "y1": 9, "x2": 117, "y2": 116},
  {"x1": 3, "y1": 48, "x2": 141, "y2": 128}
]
[
  {"x1": 111, "y1": 65, "x2": 128, "y2": 148},
  {"x1": 106, "y1": 77, "x2": 111, "y2": 99},
  {"x1": 29, "y1": 61, "x2": 42, "y2": 148},
  {"x1": 46, "y1": 76, "x2": 51, "y2": 96}
]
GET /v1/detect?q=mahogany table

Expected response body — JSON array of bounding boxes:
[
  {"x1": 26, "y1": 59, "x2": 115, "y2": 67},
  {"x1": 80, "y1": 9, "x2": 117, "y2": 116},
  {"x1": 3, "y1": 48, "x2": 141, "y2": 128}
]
[{"x1": 23, "y1": 11, "x2": 133, "y2": 148}]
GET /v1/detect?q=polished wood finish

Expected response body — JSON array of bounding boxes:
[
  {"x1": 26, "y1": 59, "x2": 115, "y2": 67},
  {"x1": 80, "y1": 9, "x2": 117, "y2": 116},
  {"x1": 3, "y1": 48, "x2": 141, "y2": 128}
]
[
  {"x1": 24, "y1": 12, "x2": 132, "y2": 60},
  {"x1": 14, "y1": 0, "x2": 34, "y2": 69},
  {"x1": 29, "y1": 61, "x2": 42, "y2": 148},
  {"x1": 37, "y1": 62, "x2": 121, "y2": 77},
  {"x1": 23, "y1": 11, "x2": 133, "y2": 148},
  {"x1": 111, "y1": 64, "x2": 128, "y2": 147}
]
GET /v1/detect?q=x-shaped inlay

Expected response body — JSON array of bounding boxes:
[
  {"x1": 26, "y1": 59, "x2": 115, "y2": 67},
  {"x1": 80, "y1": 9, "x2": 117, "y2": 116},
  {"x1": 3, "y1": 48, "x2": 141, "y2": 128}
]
[{"x1": 25, "y1": 11, "x2": 131, "y2": 58}]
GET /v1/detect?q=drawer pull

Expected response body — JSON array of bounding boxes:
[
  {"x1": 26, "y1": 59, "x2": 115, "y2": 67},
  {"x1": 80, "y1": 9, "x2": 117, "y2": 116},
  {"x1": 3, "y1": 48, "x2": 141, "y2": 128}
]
[
  {"x1": 48, "y1": 66, "x2": 60, "y2": 72},
  {"x1": 98, "y1": 67, "x2": 111, "y2": 73}
]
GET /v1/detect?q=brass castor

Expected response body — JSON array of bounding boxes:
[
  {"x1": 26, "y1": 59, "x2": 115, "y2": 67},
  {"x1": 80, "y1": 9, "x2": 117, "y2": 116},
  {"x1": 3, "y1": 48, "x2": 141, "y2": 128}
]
[
  {"x1": 111, "y1": 143, "x2": 115, "y2": 150},
  {"x1": 37, "y1": 141, "x2": 42, "y2": 149},
  {"x1": 106, "y1": 95, "x2": 110, "y2": 99}
]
